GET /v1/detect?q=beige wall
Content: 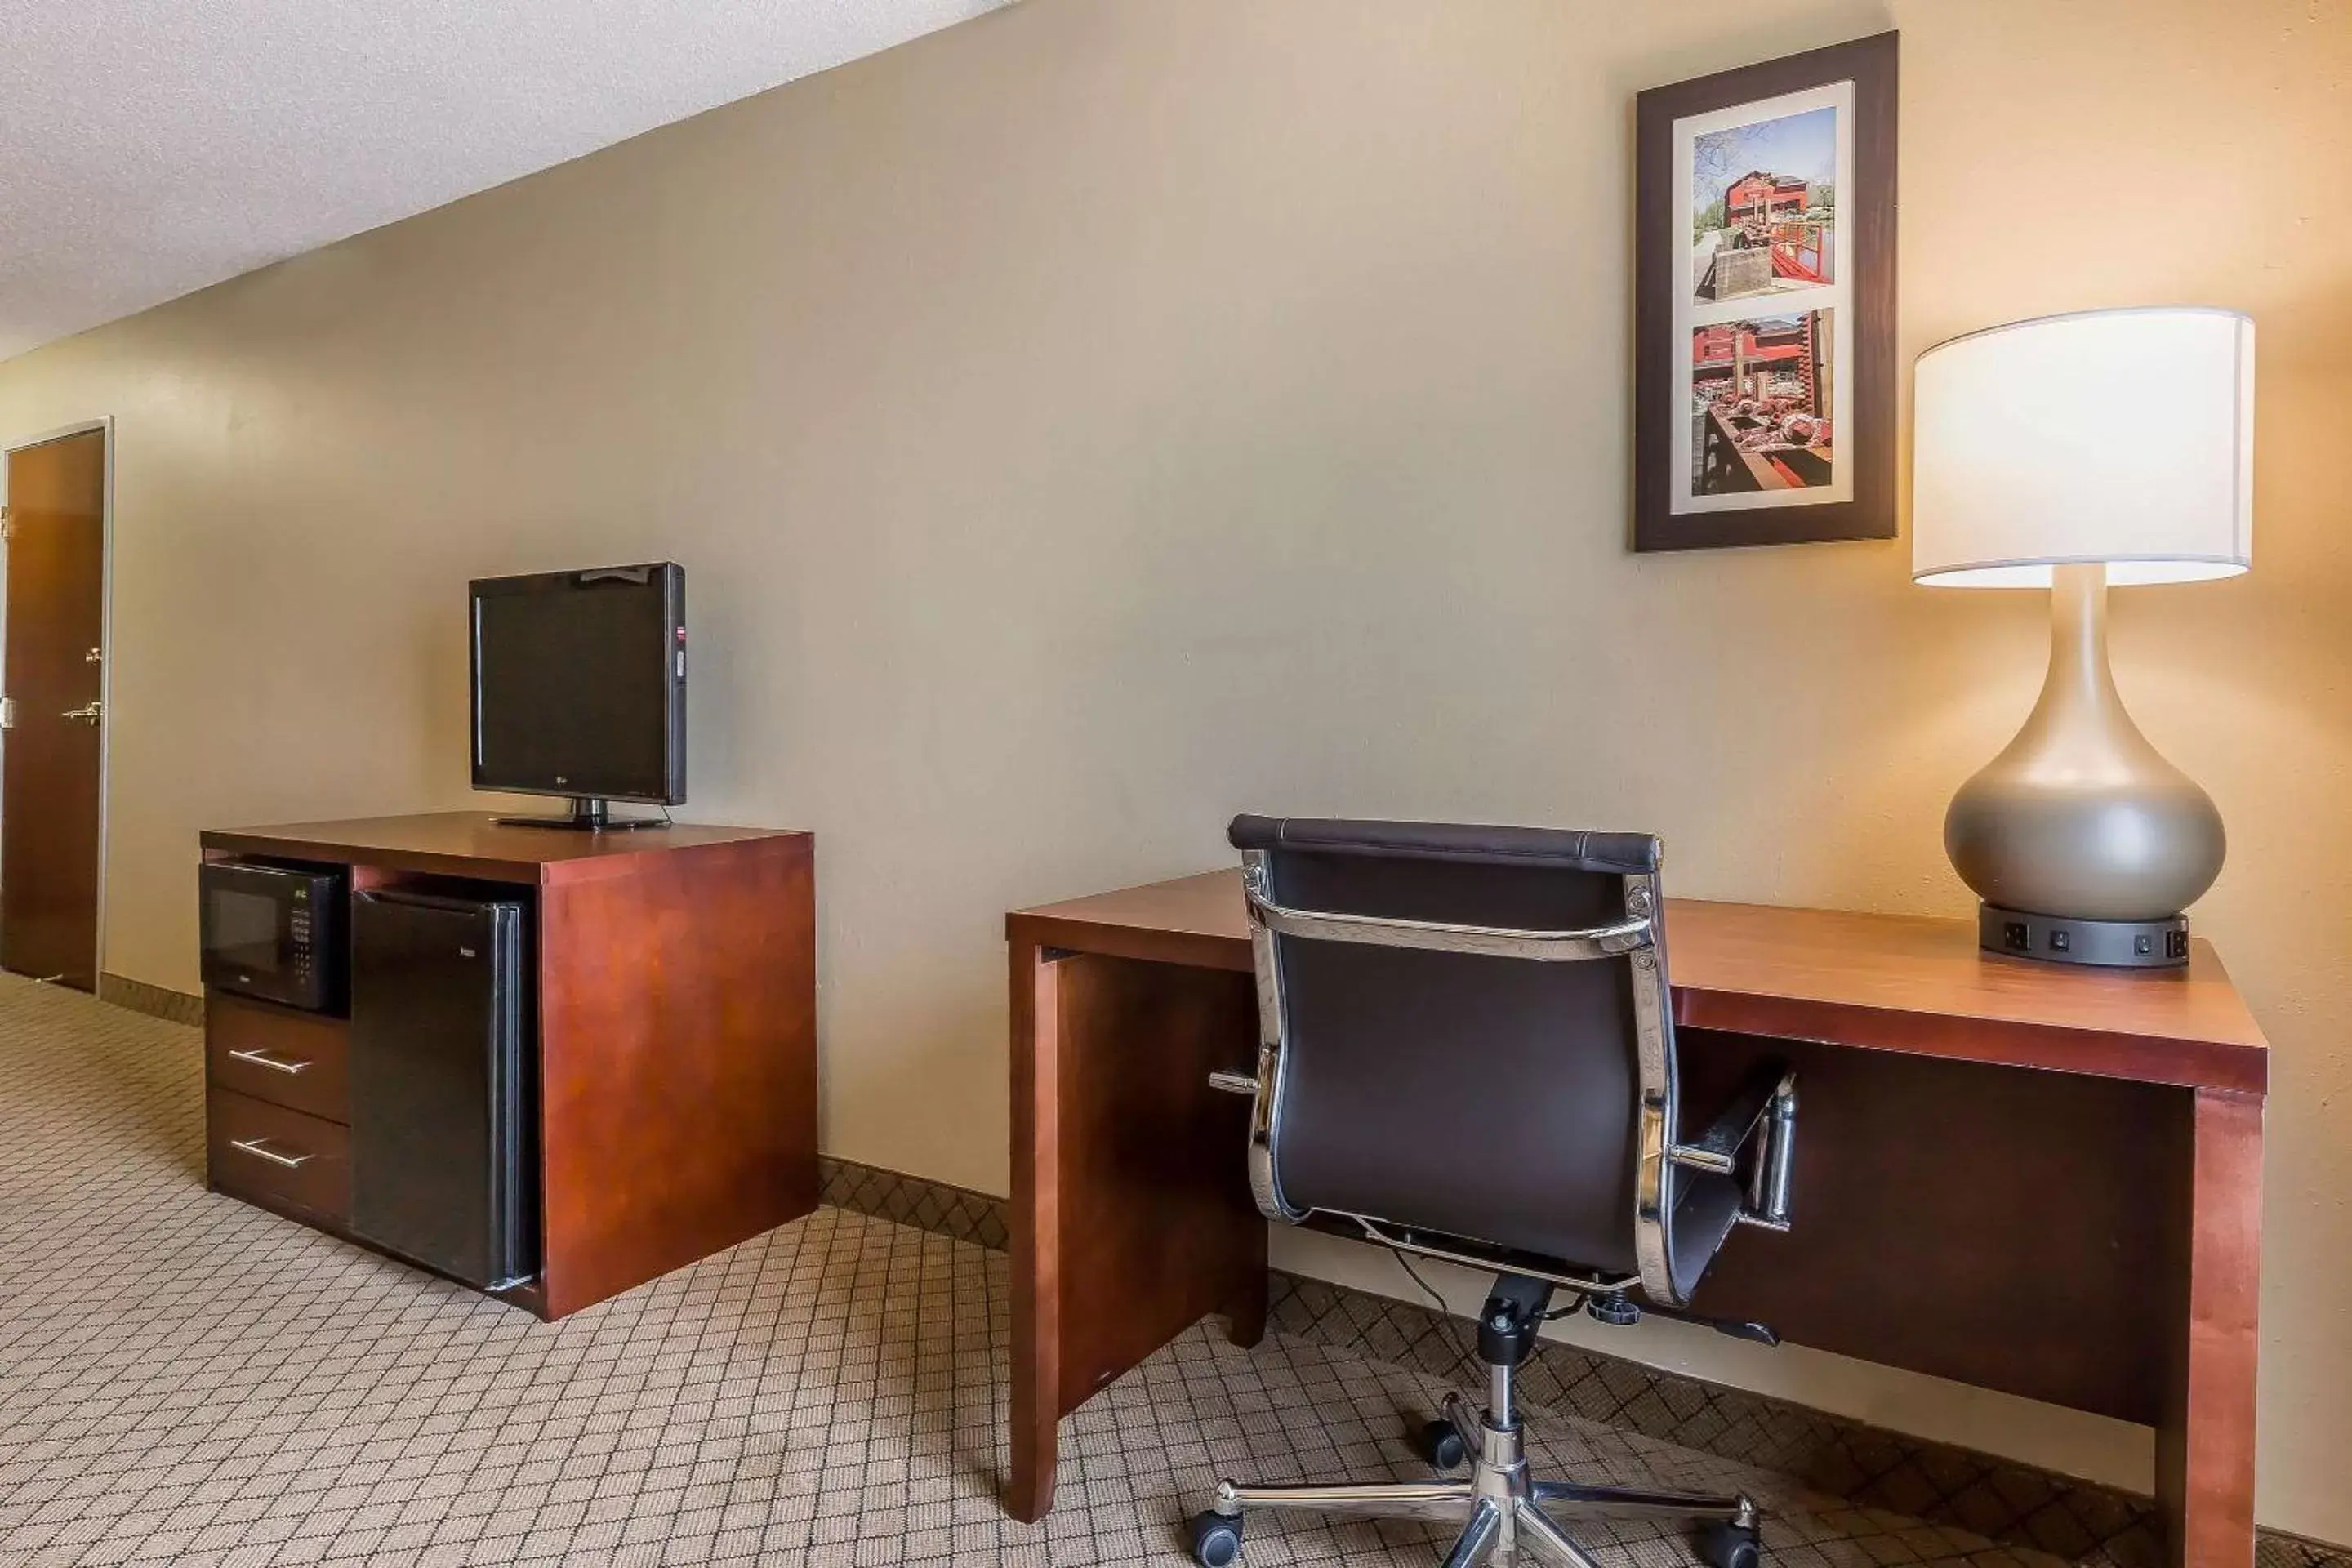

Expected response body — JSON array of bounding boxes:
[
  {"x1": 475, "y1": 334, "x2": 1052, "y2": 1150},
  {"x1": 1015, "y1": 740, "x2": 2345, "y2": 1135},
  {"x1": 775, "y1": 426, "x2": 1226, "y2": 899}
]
[{"x1": 3, "y1": 0, "x2": 2348, "y2": 1542}]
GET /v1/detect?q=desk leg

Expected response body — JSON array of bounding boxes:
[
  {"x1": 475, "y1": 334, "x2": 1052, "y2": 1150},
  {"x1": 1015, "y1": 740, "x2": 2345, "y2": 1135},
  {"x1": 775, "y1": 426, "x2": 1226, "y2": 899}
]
[
  {"x1": 1009, "y1": 942, "x2": 1263, "y2": 1524},
  {"x1": 1009, "y1": 940, "x2": 1062, "y2": 1525},
  {"x1": 2158, "y1": 1087, "x2": 2262, "y2": 1568}
]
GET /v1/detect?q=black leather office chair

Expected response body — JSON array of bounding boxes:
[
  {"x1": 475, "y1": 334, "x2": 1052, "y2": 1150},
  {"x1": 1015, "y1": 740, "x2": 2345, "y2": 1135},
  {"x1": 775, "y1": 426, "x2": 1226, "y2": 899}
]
[{"x1": 1188, "y1": 816, "x2": 1799, "y2": 1568}]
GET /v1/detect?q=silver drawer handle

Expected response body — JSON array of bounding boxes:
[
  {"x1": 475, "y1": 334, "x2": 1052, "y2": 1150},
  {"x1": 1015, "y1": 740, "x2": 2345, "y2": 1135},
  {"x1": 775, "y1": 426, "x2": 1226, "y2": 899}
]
[
  {"x1": 229, "y1": 1136, "x2": 313, "y2": 1169},
  {"x1": 227, "y1": 1047, "x2": 310, "y2": 1076}
]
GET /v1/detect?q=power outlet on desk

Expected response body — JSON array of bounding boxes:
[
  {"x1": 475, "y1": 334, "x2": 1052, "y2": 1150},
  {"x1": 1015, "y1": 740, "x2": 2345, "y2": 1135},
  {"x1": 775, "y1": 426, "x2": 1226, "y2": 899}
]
[
  {"x1": 1999, "y1": 921, "x2": 2079, "y2": 956},
  {"x1": 1978, "y1": 904, "x2": 2190, "y2": 969}
]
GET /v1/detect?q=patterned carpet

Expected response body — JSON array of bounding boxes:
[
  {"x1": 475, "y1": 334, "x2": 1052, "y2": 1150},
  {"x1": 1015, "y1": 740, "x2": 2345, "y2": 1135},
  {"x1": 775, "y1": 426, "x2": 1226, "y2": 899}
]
[{"x1": 0, "y1": 974, "x2": 2060, "y2": 1566}]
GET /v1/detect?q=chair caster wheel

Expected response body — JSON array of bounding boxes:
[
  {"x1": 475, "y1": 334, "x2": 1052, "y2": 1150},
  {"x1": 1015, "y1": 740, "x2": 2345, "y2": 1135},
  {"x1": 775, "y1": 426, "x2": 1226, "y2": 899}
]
[
  {"x1": 1696, "y1": 1519, "x2": 1761, "y2": 1568},
  {"x1": 1188, "y1": 1510, "x2": 1244, "y2": 1566},
  {"x1": 1413, "y1": 1417, "x2": 1468, "y2": 1469}
]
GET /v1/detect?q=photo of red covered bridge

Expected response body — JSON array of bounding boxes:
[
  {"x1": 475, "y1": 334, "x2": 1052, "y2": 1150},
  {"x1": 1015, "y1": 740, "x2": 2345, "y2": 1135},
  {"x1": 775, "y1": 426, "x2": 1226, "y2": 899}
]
[
  {"x1": 1690, "y1": 313, "x2": 1834, "y2": 494},
  {"x1": 1690, "y1": 104, "x2": 1839, "y2": 305}
]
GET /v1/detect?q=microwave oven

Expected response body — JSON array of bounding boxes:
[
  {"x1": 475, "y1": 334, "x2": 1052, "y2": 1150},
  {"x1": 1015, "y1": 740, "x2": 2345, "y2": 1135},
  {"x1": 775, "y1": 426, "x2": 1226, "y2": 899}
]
[{"x1": 199, "y1": 860, "x2": 347, "y2": 1013}]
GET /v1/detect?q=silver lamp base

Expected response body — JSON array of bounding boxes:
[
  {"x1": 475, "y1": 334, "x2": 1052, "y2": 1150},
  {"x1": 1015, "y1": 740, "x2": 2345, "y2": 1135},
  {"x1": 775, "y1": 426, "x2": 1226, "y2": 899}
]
[{"x1": 1946, "y1": 564, "x2": 2224, "y2": 969}]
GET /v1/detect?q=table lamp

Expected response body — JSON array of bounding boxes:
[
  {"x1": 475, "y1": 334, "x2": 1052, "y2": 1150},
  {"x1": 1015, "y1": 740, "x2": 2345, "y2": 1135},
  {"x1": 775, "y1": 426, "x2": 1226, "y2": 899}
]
[{"x1": 1911, "y1": 306, "x2": 2254, "y2": 967}]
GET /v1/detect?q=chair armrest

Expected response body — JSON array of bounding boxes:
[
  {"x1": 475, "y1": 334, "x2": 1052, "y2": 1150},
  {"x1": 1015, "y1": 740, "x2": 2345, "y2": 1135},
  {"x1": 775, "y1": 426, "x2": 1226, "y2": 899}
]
[
  {"x1": 1671, "y1": 1058, "x2": 1798, "y2": 1232},
  {"x1": 1672, "y1": 1058, "x2": 1788, "y2": 1173}
]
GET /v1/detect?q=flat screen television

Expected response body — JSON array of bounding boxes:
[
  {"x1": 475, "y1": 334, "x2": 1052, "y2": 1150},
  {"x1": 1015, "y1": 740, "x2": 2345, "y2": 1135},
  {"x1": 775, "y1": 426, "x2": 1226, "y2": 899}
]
[{"x1": 470, "y1": 564, "x2": 685, "y2": 829}]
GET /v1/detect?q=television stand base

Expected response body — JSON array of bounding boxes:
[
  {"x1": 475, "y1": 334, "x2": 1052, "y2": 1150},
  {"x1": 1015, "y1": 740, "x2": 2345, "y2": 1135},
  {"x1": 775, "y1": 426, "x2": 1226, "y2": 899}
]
[{"x1": 493, "y1": 798, "x2": 667, "y2": 832}]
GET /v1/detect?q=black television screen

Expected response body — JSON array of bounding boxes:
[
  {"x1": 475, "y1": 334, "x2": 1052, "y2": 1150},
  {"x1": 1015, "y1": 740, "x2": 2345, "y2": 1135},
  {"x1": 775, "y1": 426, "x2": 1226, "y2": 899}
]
[{"x1": 470, "y1": 564, "x2": 686, "y2": 806}]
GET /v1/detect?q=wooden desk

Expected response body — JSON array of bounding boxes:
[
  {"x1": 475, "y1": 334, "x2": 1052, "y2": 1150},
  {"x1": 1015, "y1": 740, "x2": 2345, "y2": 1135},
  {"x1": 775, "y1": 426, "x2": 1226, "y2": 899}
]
[
  {"x1": 1006, "y1": 870, "x2": 2267, "y2": 1567},
  {"x1": 202, "y1": 813, "x2": 818, "y2": 1320}
]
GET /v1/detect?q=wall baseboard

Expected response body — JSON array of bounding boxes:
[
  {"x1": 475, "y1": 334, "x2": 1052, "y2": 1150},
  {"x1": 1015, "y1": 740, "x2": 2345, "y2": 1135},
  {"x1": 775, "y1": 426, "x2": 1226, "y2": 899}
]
[
  {"x1": 97, "y1": 973, "x2": 205, "y2": 1027},
  {"x1": 818, "y1": 1155, "x2": 1009, "y2": 1250},
  {"x1": 822, "y1": 1154, "x2": 2348, "y2": 1568}
]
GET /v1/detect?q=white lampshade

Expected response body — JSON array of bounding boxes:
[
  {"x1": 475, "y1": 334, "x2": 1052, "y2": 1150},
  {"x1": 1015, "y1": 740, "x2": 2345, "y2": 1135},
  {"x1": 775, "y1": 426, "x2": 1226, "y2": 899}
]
[{"x1": 1912, "y1": 307, "x2": 2255, "y2": 587}]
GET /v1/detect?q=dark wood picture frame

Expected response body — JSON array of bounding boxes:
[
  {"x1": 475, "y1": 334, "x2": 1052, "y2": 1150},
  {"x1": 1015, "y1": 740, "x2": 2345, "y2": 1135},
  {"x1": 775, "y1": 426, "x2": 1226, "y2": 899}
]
[{"x1": 1634, "y1": 32, "x2": 1898, "y2": 551}]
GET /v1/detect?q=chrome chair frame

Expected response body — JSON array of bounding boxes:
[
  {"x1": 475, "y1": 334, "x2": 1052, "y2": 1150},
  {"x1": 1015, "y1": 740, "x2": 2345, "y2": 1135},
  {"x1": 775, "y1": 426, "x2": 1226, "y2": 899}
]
[{"x1": 1195, "y1": 848, "x2": 1795, "y2": 1567}]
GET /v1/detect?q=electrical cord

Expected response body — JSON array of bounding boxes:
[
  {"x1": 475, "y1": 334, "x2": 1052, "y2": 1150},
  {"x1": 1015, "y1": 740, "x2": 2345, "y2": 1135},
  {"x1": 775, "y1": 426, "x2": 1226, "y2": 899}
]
[
  {"x1": 1385, "y1": 1245, "x2": 1485, "y2": 1363},
  {"x1": 1388, "y1": 1246, "x2": 1451, "y2": 1319}
]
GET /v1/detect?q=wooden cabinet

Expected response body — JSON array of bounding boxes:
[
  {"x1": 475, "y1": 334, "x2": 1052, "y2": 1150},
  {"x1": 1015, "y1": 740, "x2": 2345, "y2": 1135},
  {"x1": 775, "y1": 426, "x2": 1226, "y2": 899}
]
[{"x1": 199, "y1": 812, "x2": 818, "y2": 1320}]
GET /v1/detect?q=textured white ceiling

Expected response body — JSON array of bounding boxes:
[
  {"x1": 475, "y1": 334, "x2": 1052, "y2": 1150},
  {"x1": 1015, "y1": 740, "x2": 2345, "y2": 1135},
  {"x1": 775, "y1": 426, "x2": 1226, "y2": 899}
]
[{"x1": 0, "y1": 0, "x2": 1010, "y2": 363}]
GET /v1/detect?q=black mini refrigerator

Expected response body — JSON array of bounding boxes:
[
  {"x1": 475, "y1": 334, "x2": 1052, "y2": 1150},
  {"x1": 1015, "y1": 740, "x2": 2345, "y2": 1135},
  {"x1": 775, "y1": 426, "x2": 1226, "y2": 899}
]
[{"x1": 350, "y1": 888, "x2": 538, "y2": 1290}]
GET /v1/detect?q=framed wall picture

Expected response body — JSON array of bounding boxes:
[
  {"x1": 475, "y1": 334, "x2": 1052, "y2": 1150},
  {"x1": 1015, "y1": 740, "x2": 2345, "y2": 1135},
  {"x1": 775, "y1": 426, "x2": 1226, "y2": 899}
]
[{"x1": 1633, "y1": 33, "x2": 1897, "y2": 551}]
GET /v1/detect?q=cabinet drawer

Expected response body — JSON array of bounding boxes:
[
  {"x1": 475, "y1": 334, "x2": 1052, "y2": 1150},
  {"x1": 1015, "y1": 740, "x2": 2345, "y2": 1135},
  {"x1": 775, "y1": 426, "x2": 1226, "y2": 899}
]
[
  {"x1": 208, "y1": 1089, "x2": 350, "y2": 1226},
  {"x1": 207, "y1": 993, "x2": 349, "y2": 1123}
]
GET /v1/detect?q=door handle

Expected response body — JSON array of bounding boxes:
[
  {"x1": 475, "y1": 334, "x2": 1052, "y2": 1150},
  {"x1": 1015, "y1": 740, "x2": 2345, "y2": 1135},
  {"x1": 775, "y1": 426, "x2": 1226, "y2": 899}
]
[
  {"x1": 60, "y1": 702, "x2": 102, "y2": 724},
  {"x1": 228, "y1": 1047, "x2": 310, "y2": 1076},
  {"x1": 229, "y1": 1136, "x2": 313, "y2": 1169}
]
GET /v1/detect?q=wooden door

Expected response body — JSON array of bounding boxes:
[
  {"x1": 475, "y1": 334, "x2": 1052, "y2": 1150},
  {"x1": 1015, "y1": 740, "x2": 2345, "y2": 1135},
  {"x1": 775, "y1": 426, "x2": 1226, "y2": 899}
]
[{"x1": 2, "y1": 429, "x2": 105, "y2": 990}]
